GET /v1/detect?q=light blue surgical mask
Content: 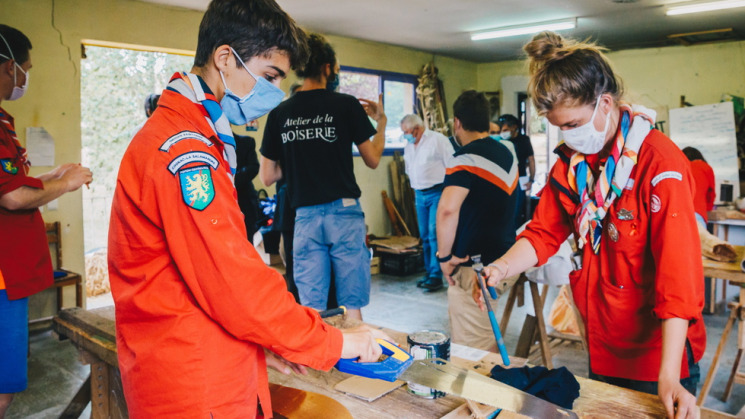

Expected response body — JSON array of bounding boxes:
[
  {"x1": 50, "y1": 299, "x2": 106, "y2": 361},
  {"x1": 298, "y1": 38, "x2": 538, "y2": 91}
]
[
  {"x1": 490, "y1": 134, "x2": 502, "y2": 141},
  {"x1": 404, "y1": 133, "x2": 416, "y2": 144},
  {"x1": 219, "y1": 47, "x2": 285, "y2": 125},
  {"x1": 326, "y1": 72, "x2": 340, "y2": 92}
]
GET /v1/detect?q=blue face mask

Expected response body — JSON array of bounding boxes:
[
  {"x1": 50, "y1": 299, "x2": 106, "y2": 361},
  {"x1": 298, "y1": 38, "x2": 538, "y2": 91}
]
[
  {"x1": 219, "y1": 47, "x2": 285, "y2": 125},
  {"x1": 326, "y1": 72, "x2": 340, "y2": 92},
  {"x1": 490, "y1": 134, "x2": 502, "y2": 141},
  {"x1": 404, "y1": 133, "x2": 416, "y2": 144}
]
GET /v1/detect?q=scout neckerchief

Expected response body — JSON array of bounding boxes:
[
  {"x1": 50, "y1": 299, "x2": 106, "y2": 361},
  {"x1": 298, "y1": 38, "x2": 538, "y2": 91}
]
[
  {"x1": 0, "y1": 108, "x2": 31, "y2": 174},
  {"x1": 567, "y1": 104, "x2": 656, "y2": 254},
  {"x1": 165, "y1": 72, "x2": 237, "y2": 177}
]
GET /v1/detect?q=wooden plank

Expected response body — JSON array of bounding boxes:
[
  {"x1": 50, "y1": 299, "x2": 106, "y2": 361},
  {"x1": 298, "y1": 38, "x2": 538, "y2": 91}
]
[
  {"x1": 59, "y1": 374, "x2": 91, "y2": 419},
  {"x1": 514, "y1": 314, "x2": 537, "y2": 359},
  {"x1": 57, "y1": 307, "x2": 116, "y2": 342},
  {"x1": 91, "y1": 361, "x2": 110, "y2": 419},
  {"x1": 698, "y1": 307, "x2": 738, "y2": 405},
  {"x1": 529, "y1": 280, "x2": 553, "y2": 369}
]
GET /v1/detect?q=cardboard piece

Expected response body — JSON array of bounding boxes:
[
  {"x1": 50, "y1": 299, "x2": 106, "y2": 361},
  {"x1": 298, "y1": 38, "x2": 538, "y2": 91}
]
[{"x1": 334, "y1": 375, "x2": 404, "y2": 402}]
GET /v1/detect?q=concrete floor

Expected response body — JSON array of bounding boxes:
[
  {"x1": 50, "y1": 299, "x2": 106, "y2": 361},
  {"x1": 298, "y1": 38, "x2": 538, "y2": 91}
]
[{"x1": 6, "y1": 272, "x2": 745, "y2": 418}]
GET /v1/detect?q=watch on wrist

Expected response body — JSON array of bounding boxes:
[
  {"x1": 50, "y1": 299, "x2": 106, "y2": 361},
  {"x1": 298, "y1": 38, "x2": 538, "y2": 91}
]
[{"x1": 436, "y1": 252, "x2": 452, "y2": 263}]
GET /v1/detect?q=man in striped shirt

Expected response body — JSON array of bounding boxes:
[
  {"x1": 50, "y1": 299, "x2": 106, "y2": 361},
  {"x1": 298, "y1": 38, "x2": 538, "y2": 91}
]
[{"x1": 436, "y1": 90, "x2": 518, "y2": 351}]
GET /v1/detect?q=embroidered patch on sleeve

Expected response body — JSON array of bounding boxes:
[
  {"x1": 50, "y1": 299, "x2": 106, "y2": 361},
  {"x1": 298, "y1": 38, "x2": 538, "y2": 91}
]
[
  {"x1": 179, "y1": 165, "x2": 215, "y2": 211},
  {"x1": 651, "y1": 194, "x2": 662, "y2": 213},
  {"x1": 651, "y1": 171, "x2": 682, "y2": 187},
  {"x1": 0, "y1": 159, "x2": 18, "y2": 175},
  {"x1": 159, "y1": 131, "x2": 213, "y2": 152},
  {"x1": 168, "y1": 151, "x2": 219, "y2": 174}
]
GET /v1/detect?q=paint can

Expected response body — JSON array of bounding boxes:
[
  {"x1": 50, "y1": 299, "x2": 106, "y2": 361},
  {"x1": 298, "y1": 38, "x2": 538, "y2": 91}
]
[{"x1": 406, "y1": 330, "x2": 450, "y2": 398}]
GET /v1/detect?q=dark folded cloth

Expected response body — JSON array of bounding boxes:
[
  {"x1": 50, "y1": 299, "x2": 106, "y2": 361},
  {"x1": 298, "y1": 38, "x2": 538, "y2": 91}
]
[
  {"x1": 489, "y1": 365, "x2": 580, "y2": 410},
  {"x1": 53, "y1": 270, "x2": 68, "y2": 279}
]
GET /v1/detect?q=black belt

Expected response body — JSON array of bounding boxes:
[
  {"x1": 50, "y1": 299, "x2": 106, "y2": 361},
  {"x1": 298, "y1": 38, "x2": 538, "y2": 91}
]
[{"x1": 418, "y1": 183, "x2": 443, "y2": 192}]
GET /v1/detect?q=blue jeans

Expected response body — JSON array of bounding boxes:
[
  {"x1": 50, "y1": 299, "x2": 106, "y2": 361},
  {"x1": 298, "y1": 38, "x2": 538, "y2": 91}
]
[
  {"x1": 293, "y1": 198, "x2": 370, "y2": 310},
  {"x1": 415, "y1": 185, "x2": 443, "y2": 279},
  {"x1": 0, "y1": 290, "x2": 28, "y2": 393}
]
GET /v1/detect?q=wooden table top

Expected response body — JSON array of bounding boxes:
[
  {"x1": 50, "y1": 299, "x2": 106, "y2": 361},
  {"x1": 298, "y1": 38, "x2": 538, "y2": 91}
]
[
  {"x1": 53, "y1": 306, "x2": 669, "y2": 418},
  {"x1": 703, "y1": 245, "x2": 745, "y2": 285}
]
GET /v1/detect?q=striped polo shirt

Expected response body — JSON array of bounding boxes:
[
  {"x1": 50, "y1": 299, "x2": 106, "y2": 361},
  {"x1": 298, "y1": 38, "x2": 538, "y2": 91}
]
[{"x1": 444, "y1": 137, "x2": 519, "y2": 263}]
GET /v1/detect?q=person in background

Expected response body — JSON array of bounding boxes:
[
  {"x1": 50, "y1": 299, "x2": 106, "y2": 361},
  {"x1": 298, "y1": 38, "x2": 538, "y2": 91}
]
[
  {"x1": 499, "y1": 114, "x2": 535, "y2": 226},
  {"x1": 480, "y1": 31, "x2": 705, "y2": 419},
  {"x1": 234, "y1": 131, "x2": 261, "y2": 241},
  {"x1": 436, "y1": 90, "x2": 517, "y2": 351},
  {"x1": 107, "y1": 2, "x2": 385, "y2": 417},
  {"x1": 682, "y1": 146, "x2": 715, "y2": 227},
  {"x1": 489, "y1": 120, "x2": 501, "y2": 138},
  {"x1": 260, "y1": 33, "x2": 386, "y2": 321},
  {"x1": 0, "y1": 24, "x2": 92, "y2": 418},
  {"x1": 144, "y1": 93, "x2": 160, "y2": 118},
  {"x1": 401, "y1": 114, "x2": 454, "y2": 292}
]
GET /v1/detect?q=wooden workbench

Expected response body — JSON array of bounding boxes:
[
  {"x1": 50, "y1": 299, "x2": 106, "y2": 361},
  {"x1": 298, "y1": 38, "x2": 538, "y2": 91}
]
[
  {"x1": 699, "y1": 246, "x2": 745, "y2": 412},
  {"x1": 54, "y1": 305, "x2": 674, "y2": 418}
]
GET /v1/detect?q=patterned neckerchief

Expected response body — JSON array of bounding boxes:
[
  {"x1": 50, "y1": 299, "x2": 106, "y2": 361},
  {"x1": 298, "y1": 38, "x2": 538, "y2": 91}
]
[
  {"x1": 165, "y1": 72, "x2": 237, "y2": 177},
  {"x1": 567, "y1": 104, "x2": 655, "y2": 253},
  {"x1": 0, "y1": 108, "x2": 30, "y2": 174}
]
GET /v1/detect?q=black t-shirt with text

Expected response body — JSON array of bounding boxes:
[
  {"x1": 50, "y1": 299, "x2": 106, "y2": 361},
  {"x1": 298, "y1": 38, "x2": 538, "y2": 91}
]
[{"x1": 261, "y1": 90, "x2": 377, "y2": 209}]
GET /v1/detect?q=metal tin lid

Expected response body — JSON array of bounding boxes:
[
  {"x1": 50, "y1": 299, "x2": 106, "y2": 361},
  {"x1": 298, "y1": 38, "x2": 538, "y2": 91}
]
[{"x1": 408, "y1": 330, "x2": 449, "y2": 345}]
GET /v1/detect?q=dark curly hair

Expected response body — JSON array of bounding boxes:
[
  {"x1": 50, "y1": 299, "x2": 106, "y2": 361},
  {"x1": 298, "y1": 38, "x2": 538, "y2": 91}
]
[
  {"x1": 295, "y1": 33, "x2": 336, "y2": 79},
  {"x1": 194, "y1": 0, "x2": 309, "y2": 70}
]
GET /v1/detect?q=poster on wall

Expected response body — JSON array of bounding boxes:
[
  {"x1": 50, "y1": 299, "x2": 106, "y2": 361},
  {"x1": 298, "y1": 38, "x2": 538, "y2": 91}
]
[{"x1": 669, "y1": 101, "x2": 739, "y2": 202}]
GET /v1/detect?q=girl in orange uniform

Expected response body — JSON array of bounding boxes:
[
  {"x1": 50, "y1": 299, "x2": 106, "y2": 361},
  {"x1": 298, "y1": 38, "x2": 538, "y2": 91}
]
[{"x1": 481, "y1": 32, "x2": 705, "y2": 419}]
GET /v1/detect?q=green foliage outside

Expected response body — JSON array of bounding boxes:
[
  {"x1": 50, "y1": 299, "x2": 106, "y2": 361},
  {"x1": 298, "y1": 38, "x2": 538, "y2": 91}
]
[{"x1": 81, "y1": 46, "x2": 193, "y2": 251}]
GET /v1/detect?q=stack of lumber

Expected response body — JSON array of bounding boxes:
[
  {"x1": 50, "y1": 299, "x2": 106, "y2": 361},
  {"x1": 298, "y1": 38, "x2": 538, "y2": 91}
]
[{"x1": 386, "y1": 151, "x2": 418, "y2": 237}]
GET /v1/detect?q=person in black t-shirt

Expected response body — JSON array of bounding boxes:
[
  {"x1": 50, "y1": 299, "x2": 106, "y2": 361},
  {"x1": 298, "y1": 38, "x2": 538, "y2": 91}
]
[
  {"x1": 234, "y1": 133, "x2": 261, "y2": 241},
  {"x1": 260, "y1": 34, "x2": 386, "y2": 321},
  {"x1": 498, "y1": 114, "x2": 535, "y2": 226},
  {"x1": 437, "y1": 90, "x2": 517, "y2": 351}
]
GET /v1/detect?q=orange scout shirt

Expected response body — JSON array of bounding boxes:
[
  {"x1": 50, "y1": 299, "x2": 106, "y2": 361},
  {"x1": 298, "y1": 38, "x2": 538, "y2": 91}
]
[
  {"x1": 519, "y1": 128, "x2": 706, "y2": 382},
  {"x1": 689, "y1": 159, "x2": 716, "y2": 222},
  {"x1": 108, "y1": 89, "x2": 343, "y2": 418}
]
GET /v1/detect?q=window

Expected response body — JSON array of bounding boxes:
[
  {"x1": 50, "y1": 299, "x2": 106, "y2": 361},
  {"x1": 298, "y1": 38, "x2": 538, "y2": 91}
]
[
  {"x1": 338, "y1": 66, "x2": 418, "y2": 152},
  {"x1": 521, "y1": 95, "x2": 559, "y2": 197}
]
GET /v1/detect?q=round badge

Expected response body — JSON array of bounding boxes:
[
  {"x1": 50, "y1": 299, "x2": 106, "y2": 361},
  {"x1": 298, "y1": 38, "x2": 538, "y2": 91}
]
[
  {"x1": 608, "y1": 222, "x2": 619, "y2": 242},
  {"x1": 651, "y1": 194, "x2": 661, "y2": 213}
]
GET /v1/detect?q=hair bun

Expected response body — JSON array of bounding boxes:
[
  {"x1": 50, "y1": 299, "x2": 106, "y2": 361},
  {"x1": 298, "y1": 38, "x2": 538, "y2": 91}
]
[{"x1": 524, "y1": 31, "x2": 572, "y2": 66}]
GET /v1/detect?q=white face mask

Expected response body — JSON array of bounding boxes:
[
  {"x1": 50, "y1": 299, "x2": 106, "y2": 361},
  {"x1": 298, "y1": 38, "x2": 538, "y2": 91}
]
[
  {"x1": 560, "y1": 95, "x2": 611, "y2": 155},
  {"x1": 500, "y1": 130, "x2": 513, "y2": 141},
  {"x1": 7, "y1": 62, "x2": 28, "y2": 101}
]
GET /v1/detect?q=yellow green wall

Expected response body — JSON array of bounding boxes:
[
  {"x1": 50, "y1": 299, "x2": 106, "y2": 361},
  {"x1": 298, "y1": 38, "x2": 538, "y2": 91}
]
[{"x1": 477, "y1": 40, "x2": 745, "y2": 126}]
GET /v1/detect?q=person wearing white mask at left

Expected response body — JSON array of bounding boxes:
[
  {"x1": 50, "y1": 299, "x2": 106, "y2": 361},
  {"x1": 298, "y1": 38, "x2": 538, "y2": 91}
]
[
  {"x1": 0, "y1": 24, "x2": 92, "y2": 418},
  {"x1": 400, "y1": 114, "x2": 454, "y2": 291}
]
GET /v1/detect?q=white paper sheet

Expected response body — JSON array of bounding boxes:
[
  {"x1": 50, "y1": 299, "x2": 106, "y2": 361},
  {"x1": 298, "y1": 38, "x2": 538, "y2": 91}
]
[
  {"x1": 451, "y1": 343, "x2": 489, "y2": 362},
  {"x1": 26, "y1": 127, "x2": 55, "y2": 167}
]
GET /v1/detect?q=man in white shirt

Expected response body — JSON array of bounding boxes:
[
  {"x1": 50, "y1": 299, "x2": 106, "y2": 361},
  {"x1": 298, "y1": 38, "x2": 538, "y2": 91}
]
[{"x1": 401, "y1": 114, "x2": 455, "y2": 291}]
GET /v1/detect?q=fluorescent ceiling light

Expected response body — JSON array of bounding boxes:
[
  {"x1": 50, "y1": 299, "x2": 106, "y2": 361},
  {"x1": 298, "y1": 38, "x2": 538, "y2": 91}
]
[
  {"x1": 666, "y1": 0, "x2": 745, "y2": 15},
  {"x1": 471, "y1": 18, "x2": 576, "y2": 41}
]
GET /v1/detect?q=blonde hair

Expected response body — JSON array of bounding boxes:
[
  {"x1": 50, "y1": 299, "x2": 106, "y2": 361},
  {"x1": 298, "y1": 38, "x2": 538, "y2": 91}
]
[{"x1": 523, "y1": 31, "x2": 624, "y2": 115}]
